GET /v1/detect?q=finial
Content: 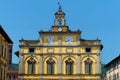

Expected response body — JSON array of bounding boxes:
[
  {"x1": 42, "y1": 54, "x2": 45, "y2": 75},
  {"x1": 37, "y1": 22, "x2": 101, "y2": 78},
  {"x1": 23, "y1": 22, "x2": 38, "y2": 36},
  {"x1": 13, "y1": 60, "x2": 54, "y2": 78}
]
[
  {"x1": 58, "y1": 2, "x2": 62, "y2": 12},
  {"x1": 96, "y1": 37, "x2": 99, "y2": 40}
]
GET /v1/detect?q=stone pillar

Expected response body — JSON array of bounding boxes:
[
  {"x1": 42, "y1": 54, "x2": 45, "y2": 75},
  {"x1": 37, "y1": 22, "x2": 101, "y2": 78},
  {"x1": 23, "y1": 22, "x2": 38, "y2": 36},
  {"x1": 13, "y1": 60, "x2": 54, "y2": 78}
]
[
  {"x1": 39, "y1": 55, "x2": 43, "y2": 74},
  {"x1": 77, "y1": 55, "x2": 80, "y2": 74},
  {"x1": 96, "y1": 53, "x2": 101, "y2": 74},
  {"x1": 58, "y1": 55, "x2": 62, "y2": 74}
]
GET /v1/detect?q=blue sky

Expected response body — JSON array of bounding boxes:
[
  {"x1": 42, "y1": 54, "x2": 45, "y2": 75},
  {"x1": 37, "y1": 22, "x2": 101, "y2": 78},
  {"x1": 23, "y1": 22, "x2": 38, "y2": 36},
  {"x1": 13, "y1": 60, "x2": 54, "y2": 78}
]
[{"x1": 0, "y1": 0, "x2": 120, "y2": 64}]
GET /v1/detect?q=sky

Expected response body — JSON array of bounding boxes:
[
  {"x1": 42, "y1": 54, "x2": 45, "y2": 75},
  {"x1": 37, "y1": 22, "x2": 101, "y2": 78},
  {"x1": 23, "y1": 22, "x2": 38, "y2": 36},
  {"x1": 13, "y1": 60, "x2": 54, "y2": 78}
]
[{"x1": 0, "y1": 0, "x2": 120, "y2": 64}]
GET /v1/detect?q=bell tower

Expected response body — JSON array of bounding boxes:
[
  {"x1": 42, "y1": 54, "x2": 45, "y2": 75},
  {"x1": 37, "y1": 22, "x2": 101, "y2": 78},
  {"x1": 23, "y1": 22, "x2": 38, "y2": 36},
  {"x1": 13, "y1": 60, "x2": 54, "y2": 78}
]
[
  {"x1": 52, "y1": 3, "x2": 69, "y2": 32},
  {"x1": 54, "y1": 3, "x2": 66, "y2": 26}
]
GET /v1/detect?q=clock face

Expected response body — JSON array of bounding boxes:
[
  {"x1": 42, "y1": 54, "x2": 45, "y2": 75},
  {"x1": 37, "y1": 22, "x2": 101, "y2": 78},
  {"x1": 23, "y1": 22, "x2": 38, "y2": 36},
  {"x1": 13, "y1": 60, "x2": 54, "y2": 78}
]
[
  {"x1": 65, "y1": 36, "x2": 73, "y2": 44},
  {"x1": 58, "y1": 27, "x2": 62, "y2": 31},
  {"x1": 47, "y1": 36, "x2": 54, "y2": 44}
]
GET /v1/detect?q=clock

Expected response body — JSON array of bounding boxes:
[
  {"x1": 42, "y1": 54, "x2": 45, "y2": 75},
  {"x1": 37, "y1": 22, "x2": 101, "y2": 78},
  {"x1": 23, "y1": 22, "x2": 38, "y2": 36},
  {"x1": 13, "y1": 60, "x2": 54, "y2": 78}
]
[
  {"x1": 65, "y1": 36, "x2": 73, "y2": 44},
  {"x1": 58, "y1": 27, "x2": 62, "y2": 31},
  {"x1": 47, "y1": 36, "x2": 54, "y2": 44}
]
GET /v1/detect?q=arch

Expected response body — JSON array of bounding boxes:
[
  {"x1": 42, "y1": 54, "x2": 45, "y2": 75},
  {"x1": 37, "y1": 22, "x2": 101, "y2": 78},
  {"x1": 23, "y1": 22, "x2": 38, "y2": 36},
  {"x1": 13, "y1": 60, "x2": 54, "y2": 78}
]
[
  {"x1": 62, "y1": 56, "x2": 76, "y2": 64},
  {"x1": 81, "y1": 55, "x2": 96, "y2": 63},
  {"x1": 43, "y1": 56, "x2": 57, "y2": 64},
  {"x1": 81, "y1": 56, "x2": 96, "y2": 74},
  {"x1": 62, "y1": 56, "x2": 77, "y2": 74},
  {"x1": 24, "y1": 56, "x2": 38, "y2": 74},
  {"x1": 43, "y1": 56, "x2": 57, "y2": 74},
  {"x1": 25, "y1": 56, "x2": 38, "y2": 63}
]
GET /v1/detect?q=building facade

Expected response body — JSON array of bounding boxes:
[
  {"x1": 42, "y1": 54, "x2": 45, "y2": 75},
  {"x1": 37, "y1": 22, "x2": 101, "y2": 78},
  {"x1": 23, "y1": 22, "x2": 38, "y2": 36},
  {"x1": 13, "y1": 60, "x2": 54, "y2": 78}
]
[
  {"x1": 0, "y1": 25, "x2": 13, "y2": 80},
  {"x1": 18, "y1": 5, "x2": 103, "y2": 80},
  {"x1": 7, "y1": 63, "x2": 18, "y2": 80},
  {"x1": 105, "y1": 55, "x2": 120, "y2": 80}
]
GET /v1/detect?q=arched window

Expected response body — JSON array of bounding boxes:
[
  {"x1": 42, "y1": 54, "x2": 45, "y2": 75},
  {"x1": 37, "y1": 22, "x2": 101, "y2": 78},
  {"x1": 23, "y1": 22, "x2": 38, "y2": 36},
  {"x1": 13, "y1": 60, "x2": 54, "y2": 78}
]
[
  {"x1": 27, "y1": 58, "x2": 36, "y2": 74},
  {"x1": 85, "y1": 58, "x2": 92, "y2": 74},
  {"x1": 47, "y1": 58, "x2": 55, "y2": 74},
  {"x1": 58, "y1": 19, "x2": 62, "y2": 26},
  {"x1": 65, "y1": 58, "x2": 74, "y2": 75}
]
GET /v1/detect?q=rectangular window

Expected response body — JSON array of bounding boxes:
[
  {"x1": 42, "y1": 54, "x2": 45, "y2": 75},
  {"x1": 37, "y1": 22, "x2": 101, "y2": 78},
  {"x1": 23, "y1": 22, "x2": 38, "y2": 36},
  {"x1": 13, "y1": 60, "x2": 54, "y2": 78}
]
[
  {"x1": 85, "y1": 63, "x2": 92, "y2": 74},
  {"x1": 1, "y1": 45, "x2": 4, "y2": 56},
  {"x1": 47, "y1": 63, "x2": 54, "y2": 74},
  {"x1": 4, "y1": 47, "x2": 6, "y2": 58},
  {"x1": 85, "y1": 47, "x2": 91, "y2": 53},
  {"x1": 29, "y1": 47, "x2": 35, "y2": 53},
  {"x1": 9, "y1": 75, "x2": 11, "y2": 80}
]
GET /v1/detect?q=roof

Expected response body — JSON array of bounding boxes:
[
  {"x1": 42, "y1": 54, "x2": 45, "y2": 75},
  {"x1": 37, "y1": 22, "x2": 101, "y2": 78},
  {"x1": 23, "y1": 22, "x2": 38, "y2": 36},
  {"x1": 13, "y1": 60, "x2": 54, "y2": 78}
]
[
  {"x1": 105, "y1": 55, "x2": 120, "y2": 67},
  {"x1": 9, "y1": 63, "x2": 18, "y2": 70},
  {"x1": 101, "y1": 64, "x2": 106, "y2": 76},
  {"x1": 0, "y1": 25, "x2": 13, "y2": 43}
]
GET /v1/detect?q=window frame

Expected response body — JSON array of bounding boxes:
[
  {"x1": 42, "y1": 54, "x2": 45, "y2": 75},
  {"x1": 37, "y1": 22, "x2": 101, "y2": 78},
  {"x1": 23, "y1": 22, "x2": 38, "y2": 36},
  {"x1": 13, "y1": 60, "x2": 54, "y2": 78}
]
[
  {"x1": 27, "y1": 58, "x2": 36, "y2": 74},
  {"x1": 47, "y1": 58, "x2": 55, "y2": 75},
  {"x1": 85, "y1": 47, "x2": 91, "y2": 53},
  {"x1": 85, "y1": 59, "x2": 92, "y2": 74},
  {"x1": 29, "y1": 47, "x2": 35, "y2": 53},
  {"x1": 65, "y1": 58, "x2": 74, "y2": 75}
]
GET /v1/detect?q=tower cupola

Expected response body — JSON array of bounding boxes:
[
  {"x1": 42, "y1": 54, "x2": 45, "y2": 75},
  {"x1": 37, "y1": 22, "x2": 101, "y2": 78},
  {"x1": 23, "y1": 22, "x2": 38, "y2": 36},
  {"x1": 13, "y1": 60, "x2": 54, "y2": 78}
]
[{"x1": 54, "y1": 3, "x2": 66, "y2": 26}]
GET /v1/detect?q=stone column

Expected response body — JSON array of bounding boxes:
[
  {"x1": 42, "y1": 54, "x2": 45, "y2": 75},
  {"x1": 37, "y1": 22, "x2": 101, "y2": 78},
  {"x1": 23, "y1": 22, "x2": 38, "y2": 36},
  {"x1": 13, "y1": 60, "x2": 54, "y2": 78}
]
[
  {"x1": 39, "y1": 55, "x2": 43, "y2": 74},
  {"x1": 58, "y1": 55, "x2": 62, "y2": 74},
  {"x1": 77, "y1": 55, "x2": 80, "y2": 74},
  {"x1": 96, "y1": 53, "x2": 101, "y2": 74}
]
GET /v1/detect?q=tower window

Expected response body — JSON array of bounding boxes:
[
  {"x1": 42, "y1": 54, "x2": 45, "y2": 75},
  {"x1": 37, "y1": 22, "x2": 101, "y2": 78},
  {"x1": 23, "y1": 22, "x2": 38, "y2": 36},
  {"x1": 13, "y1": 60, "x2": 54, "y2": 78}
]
[
  {"x1": 29, "y1": 47, "x2": 35, "y2": 53},
  {"x1": 65, "y1": 58, "x2": 73, "y2": 75}
]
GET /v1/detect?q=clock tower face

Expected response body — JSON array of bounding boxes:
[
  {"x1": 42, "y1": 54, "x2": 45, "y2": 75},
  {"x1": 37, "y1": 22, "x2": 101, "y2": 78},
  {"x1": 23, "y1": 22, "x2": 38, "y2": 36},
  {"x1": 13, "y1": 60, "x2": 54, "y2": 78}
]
[
  {"x1": 65, "y1": 36, "x2": 73, "y2": 44},
  {"x1": 47, "y1": 36, "x2": 54, "y2": 44},
  {"x1": 58, "y1": 27, "x2": 62, "y2": 31}
]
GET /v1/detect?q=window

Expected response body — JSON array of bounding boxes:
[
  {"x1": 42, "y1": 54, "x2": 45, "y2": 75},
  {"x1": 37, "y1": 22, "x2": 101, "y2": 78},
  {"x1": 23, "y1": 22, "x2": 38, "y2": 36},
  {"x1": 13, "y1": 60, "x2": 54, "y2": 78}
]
[
  {"x1": 1, "y1": 45, "x2": 4, "y2": 56},
  {"x1": 4, "y1": 47, "x2": 6, "y2": 58},
  {"x1": 47, "y1": 58, "x2": 55, "y2": 74},
  {"x1": 58, "y1": 19, "x2": 62, "y2": 26},
  {"x1": 29, "y1": 47, "x2": 35, "y2": 53},
  {"x1": 27, "y1": 58, "x2": 36, "y2": 74},
  {"x1": 117, "y1": 73, "x2": 119, "y2": 79},
  {"x1": 85, "y1": 47, "x2": 91, "y2": 53},
  {"x1": 85, "y1": 58, "x2": 92, "y2": 74},
  {"x1": 65, "y1": 58, "x2": 73, "y2": 75},
  {"x1": 13, "y1": 75, "x2": 16, "y2": 79},
  {"x1": 9, "y1": 75, "x2": 11, "y2": 80}
]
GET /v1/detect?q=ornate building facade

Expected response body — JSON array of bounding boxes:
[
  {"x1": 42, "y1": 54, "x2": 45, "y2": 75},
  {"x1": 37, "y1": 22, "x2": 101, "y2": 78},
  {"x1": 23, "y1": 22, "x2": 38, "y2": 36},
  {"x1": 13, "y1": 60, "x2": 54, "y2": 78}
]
[
  {"x1": 105, "y1": 55, "x2": 120, "y2": 80},
  {"x1": 7, "y1": 63, "x2": 18, "y2": 80},
  {"x1": 0, "y1": 25, "x2": 13, "y2": 80},
  {"x1": 18, "y1": 5, "x2": 103, "y2": 80}
]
